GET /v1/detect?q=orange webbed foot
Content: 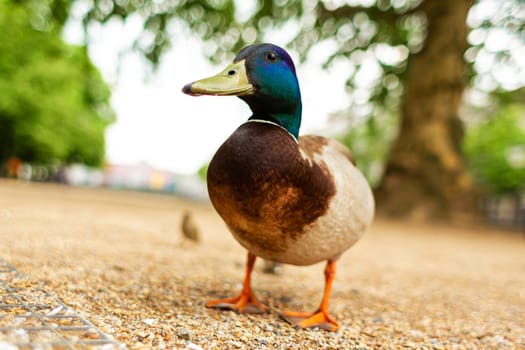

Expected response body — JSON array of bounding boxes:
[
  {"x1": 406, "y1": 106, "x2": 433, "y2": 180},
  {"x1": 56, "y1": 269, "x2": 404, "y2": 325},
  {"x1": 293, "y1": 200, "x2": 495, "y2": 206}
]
[
  {"x1": 280, "y1": 260, "x2": 340, "y2": 332},
  {"x1": 206, "y1": 289, "x2": 268, "y2": 314},
  {"x1": 280, "y1": 309, "x2": 339, "y2": 331}
]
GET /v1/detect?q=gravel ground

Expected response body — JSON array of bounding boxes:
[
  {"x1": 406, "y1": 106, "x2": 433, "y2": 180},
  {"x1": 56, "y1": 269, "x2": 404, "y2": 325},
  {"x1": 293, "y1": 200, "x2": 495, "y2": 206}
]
[{"x1": 0, "y1": 179, "x2": 524, "y2": 349}]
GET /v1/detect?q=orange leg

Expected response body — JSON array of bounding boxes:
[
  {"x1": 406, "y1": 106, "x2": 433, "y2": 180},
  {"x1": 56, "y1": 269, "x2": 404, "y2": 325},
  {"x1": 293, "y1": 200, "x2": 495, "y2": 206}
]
[
  {"x1": 206, "y1": 252, "x2": 268, "y2": 314},
  {"x1": 281, "y1": 260, "x2": 340, "y2": 331}
]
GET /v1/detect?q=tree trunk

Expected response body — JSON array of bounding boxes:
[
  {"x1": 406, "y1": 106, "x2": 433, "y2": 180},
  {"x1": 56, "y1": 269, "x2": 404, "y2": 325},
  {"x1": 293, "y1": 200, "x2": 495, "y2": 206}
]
[{"x1": 376, "y1": 0, "x2": 474, "y2": 219}]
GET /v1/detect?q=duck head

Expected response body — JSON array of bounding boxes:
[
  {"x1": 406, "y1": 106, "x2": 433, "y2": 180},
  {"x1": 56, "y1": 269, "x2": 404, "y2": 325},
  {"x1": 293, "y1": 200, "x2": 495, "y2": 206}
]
[{"x1": 182, "y1": 43, "x2": 302, "y2": 139}]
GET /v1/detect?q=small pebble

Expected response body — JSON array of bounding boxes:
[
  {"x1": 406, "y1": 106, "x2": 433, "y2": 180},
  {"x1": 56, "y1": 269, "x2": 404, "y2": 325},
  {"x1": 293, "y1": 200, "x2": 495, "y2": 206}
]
[
  {"x1": 143, "y1": 318, "x2": 157, "y2": 326},
  {"x1": 177, "y1": 328, "x2": 193, "y2": 341},
  {"x1": 186, "y1": 342, "x2": 203, "y2": 350}
]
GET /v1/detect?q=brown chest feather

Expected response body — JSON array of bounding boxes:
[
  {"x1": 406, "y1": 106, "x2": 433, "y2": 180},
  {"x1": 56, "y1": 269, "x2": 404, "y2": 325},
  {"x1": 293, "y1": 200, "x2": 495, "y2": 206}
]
[{"x1": 207, "y1": 123, "x2": 336, "y2": 246}]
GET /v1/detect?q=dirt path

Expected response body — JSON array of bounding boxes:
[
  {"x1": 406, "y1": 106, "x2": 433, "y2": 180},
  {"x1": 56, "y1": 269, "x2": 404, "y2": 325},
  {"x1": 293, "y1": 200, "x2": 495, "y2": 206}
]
[{"x1": 0, "y1": 180, "x2": 523, "y2": 349}]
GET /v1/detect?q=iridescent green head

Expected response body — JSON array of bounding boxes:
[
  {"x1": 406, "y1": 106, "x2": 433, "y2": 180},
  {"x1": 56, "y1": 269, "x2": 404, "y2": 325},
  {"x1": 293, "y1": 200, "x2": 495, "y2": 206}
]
[{"x1": 183, "y1": 43, "x2": 302, "y2": 138}]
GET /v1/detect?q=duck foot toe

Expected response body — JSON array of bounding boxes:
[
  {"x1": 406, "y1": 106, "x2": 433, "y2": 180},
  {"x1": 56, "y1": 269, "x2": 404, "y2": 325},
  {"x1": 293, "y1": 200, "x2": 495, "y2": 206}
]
[
  {"x1": 206, "y1": 294, "x2": 268, "y2": 314},
  {"x1": 280, "y1": 310, "x2": 339, "y2": 332}
]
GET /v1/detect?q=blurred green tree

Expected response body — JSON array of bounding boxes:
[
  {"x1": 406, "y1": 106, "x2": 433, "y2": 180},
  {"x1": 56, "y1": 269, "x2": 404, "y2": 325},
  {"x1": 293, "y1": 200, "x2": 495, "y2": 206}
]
[
  {"x1": 464, "y1": 90, "x2": 525, "y2": 194},
  {"x1": 0, "y1": 0, "x2": 114, "y2": 167},
  {"x1": 197, "y1": 163, "x2": 209, "y2": 183},
  {"x1": 75, "y1": 0, "x2": 523, "y2": 217}
]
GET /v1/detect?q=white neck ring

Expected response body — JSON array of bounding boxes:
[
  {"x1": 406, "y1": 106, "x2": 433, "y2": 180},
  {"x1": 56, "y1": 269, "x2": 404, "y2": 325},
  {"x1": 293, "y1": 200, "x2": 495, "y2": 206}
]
[{"x1": 245, "y1": 119, "x2": 299, "y2": 144}]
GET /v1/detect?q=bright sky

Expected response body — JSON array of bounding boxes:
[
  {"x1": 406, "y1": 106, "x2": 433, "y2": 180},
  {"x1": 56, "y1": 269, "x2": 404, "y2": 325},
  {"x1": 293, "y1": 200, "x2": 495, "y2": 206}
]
[{"x1": 64, "y1": 8, "x2": 353, "y2": 175}]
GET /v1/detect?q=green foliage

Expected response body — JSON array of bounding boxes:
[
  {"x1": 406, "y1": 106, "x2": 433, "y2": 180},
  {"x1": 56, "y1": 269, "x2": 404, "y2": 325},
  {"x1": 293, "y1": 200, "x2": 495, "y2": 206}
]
[
  {"x1": 464, "y1": 103, "x2": 525, "y2": 194},
  {"x1": 197, "y1": 163, "x2": 209, "y2": 182},
  {"x1": 0, "y1": 0, "x2": 114, "y2": 166}
]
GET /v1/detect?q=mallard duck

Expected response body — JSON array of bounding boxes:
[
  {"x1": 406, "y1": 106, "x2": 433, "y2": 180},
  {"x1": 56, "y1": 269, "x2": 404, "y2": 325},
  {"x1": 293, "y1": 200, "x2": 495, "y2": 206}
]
[{"x1": 182, "y1": 43, "x2": 374, "y2": 331}]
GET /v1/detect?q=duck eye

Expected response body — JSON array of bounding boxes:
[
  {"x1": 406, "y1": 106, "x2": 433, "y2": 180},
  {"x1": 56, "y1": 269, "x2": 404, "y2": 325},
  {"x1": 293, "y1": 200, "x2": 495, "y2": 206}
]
[
  {"x1": 227, "y1": 69, "x2": 236, "y2": 76},
  {"x1": 266, "y1": 52, "x2": 277, "y2": 62}
]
